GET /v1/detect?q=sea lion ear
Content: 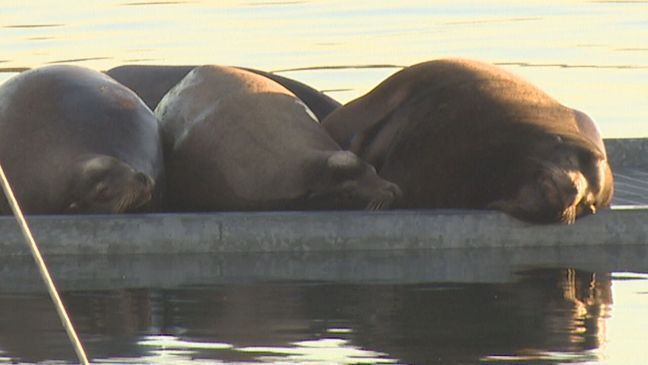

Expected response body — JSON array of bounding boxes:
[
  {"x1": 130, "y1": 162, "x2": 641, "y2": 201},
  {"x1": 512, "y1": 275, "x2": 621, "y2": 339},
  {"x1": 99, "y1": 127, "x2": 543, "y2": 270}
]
[
  {"x1": 78, "y1": 155, "x2": 119, "y2": 174},
  {"x1": 325, "y1": 151, "x2": 371, "y2": 180},
  {"x1": 326, "y1": 151, "x2": 361, "y2": 171}
]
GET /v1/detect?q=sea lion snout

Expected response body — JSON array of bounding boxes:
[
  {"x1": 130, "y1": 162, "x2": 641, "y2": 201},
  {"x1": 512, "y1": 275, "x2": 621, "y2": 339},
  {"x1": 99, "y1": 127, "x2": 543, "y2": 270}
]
[
  {"x1": 498, "y1": 161, "x2": 604, "y2": 224},
  {"x1": 67, "y1": 156, "x2": 157, "y2": 214},
  {"x1": 134, "y1": 172, "x2": 154, "y2": 191},
  {"x1": 132, "y1": 172, "x2": 155, "y2": 206},
  {"x1": 108, "y1": 169, "x2": 156, "y2": 213},
  {"x1": 539, "y1": 166, "x2": 590, "y2": 224},
  {"x1": 547, "y1": 139, "x2": 613, "y2": 221},
  {"x1": 324, "y1": 151, "x2": 402, "y2": 210},
  {"x1": 365, "y1": 180, "x2": 402, "y2": 211}
]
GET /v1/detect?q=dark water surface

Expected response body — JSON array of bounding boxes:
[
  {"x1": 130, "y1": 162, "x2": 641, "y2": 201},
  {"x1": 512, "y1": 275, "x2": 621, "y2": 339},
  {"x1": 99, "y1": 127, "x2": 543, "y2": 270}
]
[{"x1": 1, "y1": 247, "x2": 648, "y2": 364}]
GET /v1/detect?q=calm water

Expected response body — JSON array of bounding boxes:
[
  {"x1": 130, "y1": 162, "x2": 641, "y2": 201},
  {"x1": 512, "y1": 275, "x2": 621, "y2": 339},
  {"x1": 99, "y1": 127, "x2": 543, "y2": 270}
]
[
  {"x1": 2, "y1": 1, "x2": 648, "y2": 364},
  {"x1": 1, "y1": 0, "x2": 648, "y2": 136},
  {"x1": 1, "y1": 248, "x2": 648, "y2": 364}
]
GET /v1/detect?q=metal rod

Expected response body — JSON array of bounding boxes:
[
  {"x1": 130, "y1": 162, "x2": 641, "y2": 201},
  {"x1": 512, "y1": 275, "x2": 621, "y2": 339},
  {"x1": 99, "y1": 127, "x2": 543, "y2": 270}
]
[{"x1": 0, "y1": 163, "x2": 90, "y2": 365}]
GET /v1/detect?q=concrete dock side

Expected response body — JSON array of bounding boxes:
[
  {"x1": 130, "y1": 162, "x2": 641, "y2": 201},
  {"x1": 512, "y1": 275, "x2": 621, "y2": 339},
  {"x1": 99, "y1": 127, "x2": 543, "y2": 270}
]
[
  {"x1": 0, "y1": 207, "x2": 646, "y2": 256},
  {"x1": 0, "y1": 137, "x2": 646, "y2": 257}
]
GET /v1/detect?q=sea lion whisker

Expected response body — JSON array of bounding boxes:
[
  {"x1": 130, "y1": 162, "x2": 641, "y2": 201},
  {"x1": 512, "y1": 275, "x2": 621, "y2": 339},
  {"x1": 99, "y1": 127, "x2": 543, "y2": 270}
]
[
  {"x1": 366, "y1": 199, "x2": 386, "y2": 211},
  {"x1": 117, "y1": 191, "x2": 141, "y2": 213},
  {"x1": 116, "y1": 196, "x2": 129, "y2": 213},
  {"x1": 562, "y1": 206, "x2": 577, "y2": 225}
]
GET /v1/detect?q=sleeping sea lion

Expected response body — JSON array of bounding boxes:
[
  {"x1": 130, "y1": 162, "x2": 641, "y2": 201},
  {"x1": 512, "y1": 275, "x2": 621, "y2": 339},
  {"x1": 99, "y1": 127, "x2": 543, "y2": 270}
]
[
  {"x1": 155, "y1": 65, "x2": 400, "y2": 211},
  {"x1": 0, "y1": 65, "x2": 164, "y2": 214},
  {"x1": 322, "y1": 58, "x2": 613, "y2": 224}
]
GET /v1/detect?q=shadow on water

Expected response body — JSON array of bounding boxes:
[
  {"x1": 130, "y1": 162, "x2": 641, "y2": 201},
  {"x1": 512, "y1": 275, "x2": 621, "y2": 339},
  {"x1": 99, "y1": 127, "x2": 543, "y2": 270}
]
[{"x1": 0, "y1": 246, "x2": 645, "y2": 364}]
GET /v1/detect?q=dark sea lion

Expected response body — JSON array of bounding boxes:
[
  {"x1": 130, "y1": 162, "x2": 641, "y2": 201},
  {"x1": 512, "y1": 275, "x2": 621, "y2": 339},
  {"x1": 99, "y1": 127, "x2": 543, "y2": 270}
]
[
  {"x1": 155, "y1": 65, "x2": 400, "y2": 212},
  {"x1": 106, "y1": 65, "x2": 341, "y2": 121},
  {"x1": 0, "y1": 65, "x2": 164, "y2": 214},
  {"x1": 322, "y1": 58, "x2": 613, "y2": 224}
]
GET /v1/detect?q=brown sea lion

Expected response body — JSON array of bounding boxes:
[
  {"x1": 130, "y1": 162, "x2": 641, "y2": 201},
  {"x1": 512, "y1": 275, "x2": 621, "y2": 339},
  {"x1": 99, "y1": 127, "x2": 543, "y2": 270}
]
[
  {"x1": 106, "y1": 65, "x2": 341, "y2": 121},
  {"x1": 322, "y1": 58, "x2": 613, "y2": 224},
  {"x1": 0, "y1": 65, "x2": 164, "y2": 214},
  {"x1": 155, "y1": 65, "x2": 400, "y2": 211}
]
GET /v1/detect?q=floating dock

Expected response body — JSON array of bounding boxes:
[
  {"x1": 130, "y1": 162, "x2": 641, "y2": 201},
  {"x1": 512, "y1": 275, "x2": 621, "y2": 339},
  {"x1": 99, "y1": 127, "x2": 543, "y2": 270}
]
[{"x1": 0, "y1": 138, "x2": 646, "y2": 258}]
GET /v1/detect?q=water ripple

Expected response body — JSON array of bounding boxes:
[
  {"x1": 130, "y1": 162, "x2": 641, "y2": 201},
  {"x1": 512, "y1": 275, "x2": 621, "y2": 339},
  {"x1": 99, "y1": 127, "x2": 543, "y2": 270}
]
[
  {"x1": 274, "y1": 61, "x2": 648, "y2": 74},
  {"x1": 272, "y1": 64, "x2": 405, "y2": 73},
  {"x1": 46, "y1": 57, "x2": 113, "y2": 64},
  {"x1": 0, "y1": 67, "x2": 28, "y2": 73},
  {"x1": 3, "y1": 24, "x2": 64, "y2": 29},
  {"x1": 120, "y1": 1, "x2": 194, "y2": 5},
  {"x1": 122, "y1": 58, "x2": 161, "y2": 63},
  {"x1": 443, "y1": 17, "x2": 543, "y2": 25},
  {"x1": 244, "y1": 1, "x2": 308, "y2": 5},
  {"x1": 319, "y1": 88, "x2": 353, "y2": 93},
  {"x1": 616, "y1": 47, "x2": 648, "y2": 52},
  {"x1": 495, "y1": 61, "x2": 648, "y2": 70},
  {"x1": 590, "y1": 0, "x2": 648, "y2": 3},
  {"x1": 27, "y1": 36, "x2": 55, "y2": 41}
]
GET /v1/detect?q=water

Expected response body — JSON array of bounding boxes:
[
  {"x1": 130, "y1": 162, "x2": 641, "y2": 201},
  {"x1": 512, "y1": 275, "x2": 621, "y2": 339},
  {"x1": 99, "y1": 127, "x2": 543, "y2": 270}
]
[
  {"x1": 1, "y1": 1, "x2": 648, "y2": 136},
  {"x1": 1, "y1": 247, "x2": 648, "y2": 364},
  {"x1": 2, "y1": 1, "x2": 648, "y2": 363}
]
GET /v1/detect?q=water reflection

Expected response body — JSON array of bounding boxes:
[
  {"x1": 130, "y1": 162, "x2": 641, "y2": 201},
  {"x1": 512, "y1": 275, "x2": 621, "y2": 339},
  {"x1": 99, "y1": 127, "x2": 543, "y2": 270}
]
[
  {"x1": 0, "y1": 268, "x2": 621, "y2": 364},
  {"x1": 303, "y1": 269, "x2": 611, "y2": 364}
]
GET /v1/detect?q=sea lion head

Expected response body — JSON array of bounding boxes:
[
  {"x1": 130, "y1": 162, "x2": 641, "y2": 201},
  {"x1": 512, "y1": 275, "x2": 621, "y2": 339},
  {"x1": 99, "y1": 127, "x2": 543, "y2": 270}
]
[
  {"x1": 490, "y1": 134, "x2": 613, "y2": 224},
  {"x1": 304, "y1": 151, "x2": 402, "y2": 210},
  {"x1": 66, "y1": 155, "x2": 155, "y2": 213}
]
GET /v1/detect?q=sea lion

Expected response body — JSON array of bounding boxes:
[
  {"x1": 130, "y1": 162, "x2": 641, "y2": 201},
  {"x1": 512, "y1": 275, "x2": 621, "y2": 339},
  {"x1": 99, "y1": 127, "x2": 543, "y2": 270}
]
[
  {"x1": 106, "y1": 65, "x2": 341, "y2": 121},
  {"x1": 0, "y1": 65, "x2": 164, "y2": 214},
  {"x1": 322, "y1": 58, "x2": 614, "y2": 224},
  {"x1": 155, "y1": 65, "x2": 400, "y2": 211}
]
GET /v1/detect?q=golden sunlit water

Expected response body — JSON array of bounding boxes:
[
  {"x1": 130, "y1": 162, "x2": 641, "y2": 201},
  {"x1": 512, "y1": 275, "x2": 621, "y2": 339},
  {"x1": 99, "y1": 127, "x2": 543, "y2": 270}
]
[
  {"x1": 1, "y1": 0, "x2": 648, "y2": 136},
  {"x1": 2, "y1": 1, "x2": 648, "y2": 364}
]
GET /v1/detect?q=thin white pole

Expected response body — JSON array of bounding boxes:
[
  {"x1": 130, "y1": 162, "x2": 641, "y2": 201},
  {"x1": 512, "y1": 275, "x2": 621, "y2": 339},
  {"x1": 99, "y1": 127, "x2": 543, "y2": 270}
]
[{"x1": 0, "y1": 163, "x2": 90, "y2": 365}]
